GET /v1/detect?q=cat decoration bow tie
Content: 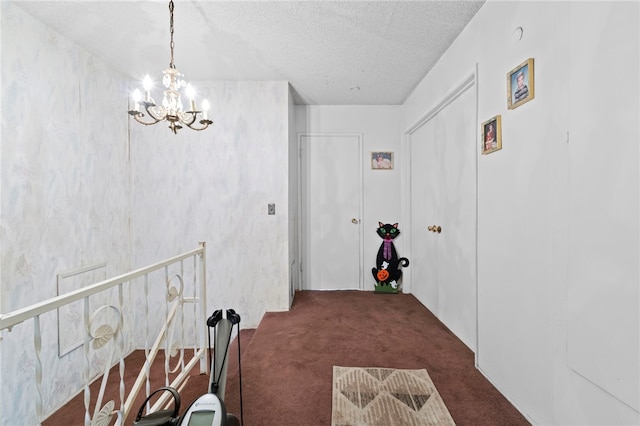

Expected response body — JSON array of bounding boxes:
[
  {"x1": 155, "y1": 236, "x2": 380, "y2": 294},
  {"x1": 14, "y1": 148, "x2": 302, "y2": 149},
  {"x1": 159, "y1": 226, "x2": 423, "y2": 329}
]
[{"x1": 383, "y1": 239, "x2": 393, "y2": 260}]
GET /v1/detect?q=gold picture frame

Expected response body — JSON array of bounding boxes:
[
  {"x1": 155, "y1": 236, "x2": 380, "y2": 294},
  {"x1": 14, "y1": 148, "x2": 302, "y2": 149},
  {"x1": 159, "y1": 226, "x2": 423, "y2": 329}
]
[
  {"x1": 371, "y1": 151, "x2": 393, "y2": 170},
  {"x1": 507, "y1": 58, "x2": 535, "y2": 109},
  {"x1": 481, "y1": 115, "x2": 502, "y2": 155}
]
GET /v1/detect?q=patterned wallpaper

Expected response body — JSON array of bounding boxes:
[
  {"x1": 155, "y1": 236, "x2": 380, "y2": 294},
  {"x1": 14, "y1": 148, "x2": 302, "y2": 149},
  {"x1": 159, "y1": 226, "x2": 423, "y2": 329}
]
[
  {"x1": 1, "y1": 3, "x2": 133, "y2": 423},
  {"x1": 1, "y1": 2, "x2": 292, "y2": 423},
  {"x1": 129, "y1": 79, "x2": 291, "y2": 339}
]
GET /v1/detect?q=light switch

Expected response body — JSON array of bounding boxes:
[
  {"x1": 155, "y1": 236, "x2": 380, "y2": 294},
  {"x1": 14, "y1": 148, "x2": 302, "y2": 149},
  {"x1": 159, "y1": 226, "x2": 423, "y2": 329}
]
[{"x1": 268, "y1": 203, "x2": 275, "y2": 215}]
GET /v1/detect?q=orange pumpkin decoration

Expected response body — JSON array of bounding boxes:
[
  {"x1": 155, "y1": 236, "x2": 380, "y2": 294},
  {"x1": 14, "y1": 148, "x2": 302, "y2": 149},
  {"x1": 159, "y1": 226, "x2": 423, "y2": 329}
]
[{"x1": 377, "y1": 269, "x2": 389, "y2": 281}]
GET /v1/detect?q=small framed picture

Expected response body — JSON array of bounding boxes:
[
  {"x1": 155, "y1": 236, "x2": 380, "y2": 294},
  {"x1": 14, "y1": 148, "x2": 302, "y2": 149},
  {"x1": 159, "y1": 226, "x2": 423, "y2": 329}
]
[
  {"x1": 371, "y1": 152, "x2": 393, "y2": 170},
  {"x1": 481, "y1": 115, "x2": 502, "y2": 155},
  {"x1": 507, "y1": 58, "x2": 535, "y2": 109}
]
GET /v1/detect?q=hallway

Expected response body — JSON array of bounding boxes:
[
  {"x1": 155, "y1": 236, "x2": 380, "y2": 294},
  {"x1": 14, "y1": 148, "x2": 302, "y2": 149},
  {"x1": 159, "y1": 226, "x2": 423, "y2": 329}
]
[{"x1": 46, "y1": 291, "x2": 530, "y2": 425}]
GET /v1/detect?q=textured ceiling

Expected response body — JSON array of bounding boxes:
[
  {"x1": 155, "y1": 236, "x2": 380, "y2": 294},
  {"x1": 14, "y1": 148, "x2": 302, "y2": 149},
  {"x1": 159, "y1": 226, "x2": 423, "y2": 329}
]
[{"x1": 13, "y1": 0, "x2": 485, "y2": 105}]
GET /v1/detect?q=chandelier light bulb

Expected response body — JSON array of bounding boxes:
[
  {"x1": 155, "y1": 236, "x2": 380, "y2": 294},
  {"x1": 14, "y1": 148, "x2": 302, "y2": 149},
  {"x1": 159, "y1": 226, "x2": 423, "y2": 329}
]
[
  {"x1": 202, "y1": 99, "x2": 210, "y2": 120},
  {"x1": 142, "y1": 75, "x2": 152, "y2": 91},
  {"x1": 132, "y1": 89, "x2": 142, "y2": 112},
  {"x1": 186, "y1": 84, "x2": 196, "y2": 111},
  {"x1": 142, "y1": 75, "x2": 153, "y2": 102}
]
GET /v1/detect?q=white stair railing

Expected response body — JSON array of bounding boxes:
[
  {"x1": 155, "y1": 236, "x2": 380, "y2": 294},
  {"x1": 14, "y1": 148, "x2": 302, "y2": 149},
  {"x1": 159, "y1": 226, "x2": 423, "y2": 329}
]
[{"x1": 0, "y1": 242, "x2": 209, "y2": 426}]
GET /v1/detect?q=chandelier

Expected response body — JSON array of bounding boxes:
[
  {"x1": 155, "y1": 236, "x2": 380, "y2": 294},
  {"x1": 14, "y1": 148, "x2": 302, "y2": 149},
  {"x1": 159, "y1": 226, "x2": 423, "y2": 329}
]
[{"x1": 128, "y1": 0, "x2": 212, "y2": 134}]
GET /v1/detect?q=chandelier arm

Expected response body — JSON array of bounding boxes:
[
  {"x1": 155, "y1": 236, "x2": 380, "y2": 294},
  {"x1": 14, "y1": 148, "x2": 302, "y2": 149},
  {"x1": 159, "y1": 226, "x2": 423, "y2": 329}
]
[
  {"x1": 178, "y1": 111, "x2": 213, "y2": 131},
  {"x1": 131, "y1": 113, "x2": 163, "y2": 126},
  {"x1": 127, "y1": 102, "x2": 167, "y2": 126},
  {"x1": 184, "y1": 119, "x2": 213, "y2": 132},
  {"x1": 178, "y1": 111, "x2": 198, "y2": 126},
  {"x1": 143, "y1": 103, "x2": 168, "y2": 122}
]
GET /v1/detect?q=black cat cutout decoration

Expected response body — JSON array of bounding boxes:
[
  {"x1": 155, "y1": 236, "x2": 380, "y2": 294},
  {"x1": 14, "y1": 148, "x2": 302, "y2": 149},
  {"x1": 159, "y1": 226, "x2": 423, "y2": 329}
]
[{"x1": 372, "y1": 222, "x2": 409, "y2": 293}]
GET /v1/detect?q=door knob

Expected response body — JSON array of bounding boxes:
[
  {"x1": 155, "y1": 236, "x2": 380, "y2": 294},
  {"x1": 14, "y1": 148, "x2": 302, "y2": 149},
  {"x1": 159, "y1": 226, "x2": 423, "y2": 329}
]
[
  {"x1": 351, "y1": 218, "x2": 359, "y2": 224},
  {"x1": 436, "y1": 226, "x2": 441, "y2": 233},
  {"x1": 427, "y1": 225, "x2": 442, "y2": 233}
]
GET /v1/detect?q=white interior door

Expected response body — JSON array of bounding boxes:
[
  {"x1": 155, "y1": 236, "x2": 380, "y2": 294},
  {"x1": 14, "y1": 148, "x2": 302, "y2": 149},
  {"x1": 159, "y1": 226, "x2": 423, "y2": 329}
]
[
  {"x1": 300, "y1": 134, "x2": 363, "y2": 290},
  {"x1": 410, "y1": 119, "x2": 440, "y2": 313},
  {"x1": 438, "y1": 88, "x2": 477, "y2": 350},
  {"x1": 409, "y1": 84, "x2": 477, "y2": 351}
]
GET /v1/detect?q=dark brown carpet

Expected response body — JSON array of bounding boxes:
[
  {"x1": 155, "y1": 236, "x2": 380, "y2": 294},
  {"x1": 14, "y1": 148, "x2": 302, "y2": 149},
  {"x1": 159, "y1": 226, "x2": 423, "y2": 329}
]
[{"x1": 46, "y1": 291, "x2": 530, "y2": 425}]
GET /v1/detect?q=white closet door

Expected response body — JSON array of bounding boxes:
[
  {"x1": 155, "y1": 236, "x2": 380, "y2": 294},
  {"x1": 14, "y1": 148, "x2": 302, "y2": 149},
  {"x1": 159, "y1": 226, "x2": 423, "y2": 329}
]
[
  {"x1": 410, "y1": 85, "x2": 477, "y2": 351},
  {"x1": 438, "y1": 87, "x2": 477, "y2": 351}
]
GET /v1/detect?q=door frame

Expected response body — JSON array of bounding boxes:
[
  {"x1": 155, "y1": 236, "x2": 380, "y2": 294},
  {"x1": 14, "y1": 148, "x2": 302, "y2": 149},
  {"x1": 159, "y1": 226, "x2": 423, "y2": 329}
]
[
  {"x1": 297, "y1": 132, "x2": 364, "y2": 291},
  {"x1": 401, "y1": 68, "x2": 479, "y2": 354}
]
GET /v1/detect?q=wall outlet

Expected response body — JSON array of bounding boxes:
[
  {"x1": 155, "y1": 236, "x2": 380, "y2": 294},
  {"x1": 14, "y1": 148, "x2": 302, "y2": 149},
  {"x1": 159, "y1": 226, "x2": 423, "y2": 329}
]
[{"x1": 268, "y1": 203, "x2": 275, "y2": 215}]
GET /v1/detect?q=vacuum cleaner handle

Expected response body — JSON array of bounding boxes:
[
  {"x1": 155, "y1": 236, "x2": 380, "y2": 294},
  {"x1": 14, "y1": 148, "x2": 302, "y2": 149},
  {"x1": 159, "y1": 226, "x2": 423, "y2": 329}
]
[{"x1": 133, "y1": 387, "x2": 181, "y2": 426}]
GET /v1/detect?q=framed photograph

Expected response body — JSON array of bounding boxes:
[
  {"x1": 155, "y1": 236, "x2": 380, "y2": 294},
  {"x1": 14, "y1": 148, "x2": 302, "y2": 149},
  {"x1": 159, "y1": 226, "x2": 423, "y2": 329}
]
[
  {"x1": 371, "y1": 152, "x2": 394, "y2": 170},
  {"x1": 481, "y1": 115, "x2": 502, "y2": 155},
  {"x1": 507, "y1": 58, "x2": 535, "y2": 109}
]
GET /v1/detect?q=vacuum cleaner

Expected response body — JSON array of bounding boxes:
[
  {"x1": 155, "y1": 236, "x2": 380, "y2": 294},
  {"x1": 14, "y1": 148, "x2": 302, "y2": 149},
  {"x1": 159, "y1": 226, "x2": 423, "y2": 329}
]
[{"x1": 133, "y1": 309, "x2": 243, "y2": 426}]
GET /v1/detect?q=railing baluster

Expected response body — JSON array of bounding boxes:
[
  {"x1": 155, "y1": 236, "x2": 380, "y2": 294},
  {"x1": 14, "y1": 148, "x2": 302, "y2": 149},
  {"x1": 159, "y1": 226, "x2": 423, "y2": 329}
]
[
  {"x1": 144, "y1": 273, "x2": 151, "y2": 414},
  {"x1": 164, "y1": 265, "x2": 170, "y2": 387},
  {"x1": 199, "y1": 242, "x2": 208, "y2": 374},
  {"x1": 180, "y1": 260, "x2": 185, "y2": 373},
  {"x1": 33, "y1": 315, "x2": 43, "y2": 425},
  {"x1": 192, "y1": 253, "x2": 198, "y2": 360},
  {"x1": 118, "y1": 282, "x2": 126, "y2": 424},
  {"x1": 90, "y1": 305, "x2": 121, "y2": 421},
  {"x1": 83, "y1": 297, "x2": 91, "y2": 426}
]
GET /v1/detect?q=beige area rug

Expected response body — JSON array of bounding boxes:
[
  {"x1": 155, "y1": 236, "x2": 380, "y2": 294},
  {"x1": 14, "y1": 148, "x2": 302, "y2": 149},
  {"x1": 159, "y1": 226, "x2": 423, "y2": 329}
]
[{"x1": 332, "y1": 366, "x2": 456, "y2": 426}]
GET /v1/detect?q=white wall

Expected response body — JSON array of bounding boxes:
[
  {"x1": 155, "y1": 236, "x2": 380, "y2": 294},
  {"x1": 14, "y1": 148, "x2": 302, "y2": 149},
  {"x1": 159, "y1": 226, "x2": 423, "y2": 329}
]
[
  {"x1": 288, "y1": 85, "x2": 300, "y2": 305},
  {"x1": 0, "y1": 3, "x2": 132, "y2": 423},
  {"x1": 403, "y1": 1, "x2": 639, "y2": 424},
  {"x1": 295, "y1": 105, "x2": 405, "y2": 291},
  {"x1": 130, "y1": 80, "x2": 292, "y2": 330},
  {"x1": 558, "y1": 2, "x2": 638, "y2": 423}
]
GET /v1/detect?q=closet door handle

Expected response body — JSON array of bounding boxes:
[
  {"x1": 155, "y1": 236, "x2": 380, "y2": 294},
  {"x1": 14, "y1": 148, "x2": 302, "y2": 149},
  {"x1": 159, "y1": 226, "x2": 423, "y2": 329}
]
[
  {"x1": 351, "y1": 218, "x2": 360, "y2": 224},
  {"x1": 427, "y1": 225, "x2": 442, "y2": 233}
]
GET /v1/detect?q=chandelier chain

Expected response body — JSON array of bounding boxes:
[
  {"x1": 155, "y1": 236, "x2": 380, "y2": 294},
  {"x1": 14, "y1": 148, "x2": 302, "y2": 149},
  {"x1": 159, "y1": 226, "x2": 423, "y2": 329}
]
[{"x1": 169, "y1": 0, "x2": 175, "y2": 69}]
